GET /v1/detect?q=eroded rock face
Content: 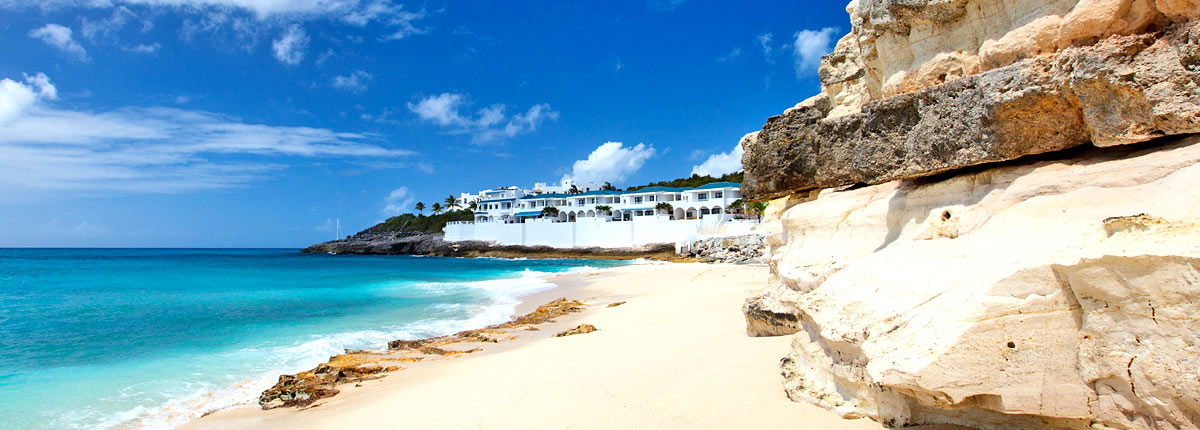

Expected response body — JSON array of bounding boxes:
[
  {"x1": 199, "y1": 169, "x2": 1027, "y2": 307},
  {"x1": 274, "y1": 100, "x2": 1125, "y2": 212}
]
[
  {"x1": 829, "y1": 0, "x2": 1195, "y2": 116},
  {"x1": 747, "y1": 135, "x2": 1200, "y2": 429},
  {"x1": 743, "y1": 20, "x2": 1200, "y2": 200}
]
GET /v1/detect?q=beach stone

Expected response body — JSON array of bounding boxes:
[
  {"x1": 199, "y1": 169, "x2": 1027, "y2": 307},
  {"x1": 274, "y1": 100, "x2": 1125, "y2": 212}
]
[
  {"x1": 747, "y1": 134, "x2": 1200, "y2": 428},
  {"x1": 555, "y1": 324, "x2": 598, "y2": 337}
]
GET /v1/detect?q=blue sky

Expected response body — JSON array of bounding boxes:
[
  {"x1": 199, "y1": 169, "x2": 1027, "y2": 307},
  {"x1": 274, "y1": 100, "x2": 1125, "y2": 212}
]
[{"x1": 0, "y1": 0, "x2": 846, "y2": 247}]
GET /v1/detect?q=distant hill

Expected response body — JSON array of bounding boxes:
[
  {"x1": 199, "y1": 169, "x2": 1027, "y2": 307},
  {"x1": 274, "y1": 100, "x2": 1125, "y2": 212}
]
[
  {"x1": 358, "y1": 209, "x2": 474, "y2": 235},
  {"x1": 624, "y1": 171, "x2": 743, "y2": 191}
]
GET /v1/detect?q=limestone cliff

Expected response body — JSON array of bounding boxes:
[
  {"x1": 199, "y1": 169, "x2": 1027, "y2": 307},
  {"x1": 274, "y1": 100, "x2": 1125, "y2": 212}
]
[
  {"x1": 743, "y1": 0, "x2": 1200, "y2": 200},
  {"x1": 741, "y1": 1, "x2": 1200, "y2": 428}
]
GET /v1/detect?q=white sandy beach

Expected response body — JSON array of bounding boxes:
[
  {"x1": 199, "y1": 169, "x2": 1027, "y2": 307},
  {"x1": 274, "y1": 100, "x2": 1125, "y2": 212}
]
[{"x1": 182, "y1": 263, "x2": 884, "y2": 429}]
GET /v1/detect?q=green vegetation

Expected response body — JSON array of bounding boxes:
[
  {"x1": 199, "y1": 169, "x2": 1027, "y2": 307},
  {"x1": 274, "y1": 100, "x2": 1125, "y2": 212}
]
[
  {"x1": 541, "y1": 206, "x2": 560, "y2": 217},
  {"x1": 730, "y1": 198, "x2": 766, "y2": 220},
  {"x1": 594, "y1": 205, "x2": 612, "y2": 214},
  {"x1": 414, "y1": 201, "x2": 425, "y2": 214},
  {"x1": 655, "y1": 202, "x2": 673, "y2": 214},
  {"x1": 624, "y1": 171, "x2": 744, "y2": 191},
  {"x1": 361, "y1": 209, "x2": 475, "y2": 235},
  {"x1": 728, "y1": 199, "x2": 744, "y2": 213}
]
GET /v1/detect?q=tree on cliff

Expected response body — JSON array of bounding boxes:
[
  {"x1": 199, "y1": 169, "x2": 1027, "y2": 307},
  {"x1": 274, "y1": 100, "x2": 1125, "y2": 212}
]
[
  {"x1": 431, "y1": 202, "x2": 443, "y2": 214},
  {"x1": 415, "y1": 202, "x2": 425, "y2": 214},
  {"x1": 444, "y1": 195, "x2": 459, "y2": 210}
]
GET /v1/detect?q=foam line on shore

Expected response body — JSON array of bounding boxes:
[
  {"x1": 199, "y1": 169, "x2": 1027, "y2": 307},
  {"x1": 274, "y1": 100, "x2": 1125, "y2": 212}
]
[{"x1": 96, "y1": 264, "x2": 614, "y2": 430}]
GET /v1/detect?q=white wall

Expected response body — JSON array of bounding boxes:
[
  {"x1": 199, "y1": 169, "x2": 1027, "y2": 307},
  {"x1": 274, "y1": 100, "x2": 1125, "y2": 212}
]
[{"x1": 443, "y1": 215, "x2": 744, "y2": 248}]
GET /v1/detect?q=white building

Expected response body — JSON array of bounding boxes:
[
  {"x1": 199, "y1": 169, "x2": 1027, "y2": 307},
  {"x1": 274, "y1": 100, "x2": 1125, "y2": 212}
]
[{"x1": 445, "y1": 182, "x2": 756, "y2": 248}]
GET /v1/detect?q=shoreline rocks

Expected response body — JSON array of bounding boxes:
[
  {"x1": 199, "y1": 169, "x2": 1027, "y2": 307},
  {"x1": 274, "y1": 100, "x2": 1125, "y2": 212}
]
[
  {"x1": 259, "y1": 298, "x2": 588, "y2": 409},
  {"x1": 682, "y1": 234, "x2": 765, "y2": 264}
]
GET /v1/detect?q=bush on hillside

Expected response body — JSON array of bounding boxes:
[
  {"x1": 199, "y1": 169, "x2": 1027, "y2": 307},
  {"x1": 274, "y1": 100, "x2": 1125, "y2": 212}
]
[{"x1": 359, "y1": 209, "x2": 475, "y2": 235}]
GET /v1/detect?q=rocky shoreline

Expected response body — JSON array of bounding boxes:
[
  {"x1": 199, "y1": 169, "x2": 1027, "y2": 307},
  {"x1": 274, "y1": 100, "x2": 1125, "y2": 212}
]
[
  {"x1": 258, "y1": 297, "x2": 593, "y2": 409},
  {"x1": 301, "y1": 231, "x2": 689, "y2": 261}
]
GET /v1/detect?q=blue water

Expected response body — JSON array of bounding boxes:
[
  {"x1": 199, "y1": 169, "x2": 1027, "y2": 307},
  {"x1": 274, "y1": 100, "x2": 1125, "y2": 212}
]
[{"x1": 0, "y1": 249, "x2": 627, "y2": 429}]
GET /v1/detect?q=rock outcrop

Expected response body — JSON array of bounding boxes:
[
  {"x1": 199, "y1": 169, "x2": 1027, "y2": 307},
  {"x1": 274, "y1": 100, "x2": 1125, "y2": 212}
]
[
  {"x1": 748, "y1": 135, "x2": 1200, "y2": 429},
  {"x1": 554, "y1": 324, "x2": 598, "y2": 337},
  {"x1": 743, "y1": 1, "x2": 1200, "y2": 200},
  {"x1": 682, "y1": 234, "x2": 766, "y2": 264},
  {"x1": 741, "y1": 1, "x2": 1200, "y2": 428},
  {"x1": 259, "y1": 298, "x2": 586, "y2": 409}
]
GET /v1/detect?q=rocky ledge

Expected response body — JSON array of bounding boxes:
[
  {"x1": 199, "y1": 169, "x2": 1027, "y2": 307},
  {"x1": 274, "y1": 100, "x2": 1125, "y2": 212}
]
[
  {"x1": 744, "y1": 19, "x2": 1200, "y2": 200},
  {"x1": 302, "y1": 231, "x2": 687, "y2": 261}
]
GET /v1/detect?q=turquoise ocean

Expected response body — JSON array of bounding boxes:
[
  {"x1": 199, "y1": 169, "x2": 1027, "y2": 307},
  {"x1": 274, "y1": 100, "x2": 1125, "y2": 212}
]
[{"x1": 0, "y1": 249, "x2": 626, "y2": 429}]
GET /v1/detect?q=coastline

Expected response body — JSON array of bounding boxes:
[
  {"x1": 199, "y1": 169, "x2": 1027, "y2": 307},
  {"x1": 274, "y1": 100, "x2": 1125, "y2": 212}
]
[
  {"x1": 181, "y1": 262, "x2": 883, "y2": 430},
  {"x1": 302, "y1": 231, "x2": 695, "y2": 262}
]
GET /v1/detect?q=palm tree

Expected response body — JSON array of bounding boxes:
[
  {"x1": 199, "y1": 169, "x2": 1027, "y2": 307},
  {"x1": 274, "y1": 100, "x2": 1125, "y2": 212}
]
[
  {"x1": 601, "y1": 182, "x2": 616, "y2": 191},
  {"x1": 594, "y1": 205, "x2": 612, "y2": 216},
  {"x1": 468, "y1": 201, "x2": 478, "y2": 211},
  {"x1": 444, "y1": 195, "x2": 459, "y2": 211},
  {"x1": 415, "y1": 202, "x2": 425, "y2": 214},
  {"x1": 431, "y1": 202, "x2": 443, "y2": 214},
  {"x1": 540, "y1": 206, "x2": 560, "y2": 218},
  {"x1": 655, "y1": 202, "x2": 673, "y2": 217},
  {"x1": 728, "y1": 199, "x2": 744, "y2": 216},
  {"x1": 747, "y1": 201, "x2": 767, "y2": 220}
]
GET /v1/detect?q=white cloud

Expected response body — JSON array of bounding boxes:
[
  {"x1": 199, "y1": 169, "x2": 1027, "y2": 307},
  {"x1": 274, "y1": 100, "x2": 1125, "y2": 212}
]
[
  {"x1": 9, "y1": 1, "x2": 429, "y2": 37},
  {"x1": 648, "y1": 0, "x2": 687, "y2": 11},
  {"x1": 124, "y1": 42, "x2": 159, "y2": 53},
  {"x1": 793, "y1": 27, "x2": 839, "y2": 77},
  {"x1": 0, "y1": 73, "x2": 56, "y2": 124},
  {"x1": 272, "y1": 24, "x2": 308, "y2": 65},
  {"x1": 28, "y1": 24, "x2": 89, "y2": 61},
  {"x1": 408, "y1": 93, "x2": 558, "y2": 144},
  {"x1": 562, "y1": 142, "x2": 656, "y2": 185},
  {"x1": 315, "y1": 217, "x2": 335, "y2": 232},
  {"x1": 0, "y1": 73, "x2": 414, "y2": 194},
  {"x1": 377, "y1": 8, "x2": 427, "y2": 40},
  {"x1": 757, "y1": 33, "x2": 774, "y2": 63},
  {"x1": 382, "y1": 186, "x2": 415, "y2": 214},
  {"x1": 691, "y1": 141, "x2": 745, "y2": 177},
  {"x1": 80, "y1": 6, "x2": 135, "y2": 40},
  {"x1": 716, "y1": 47, "x2": 741, "y2": 62},
  {"x1": 332, "y1": 70, "x2": 372, "y2": 93}
]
